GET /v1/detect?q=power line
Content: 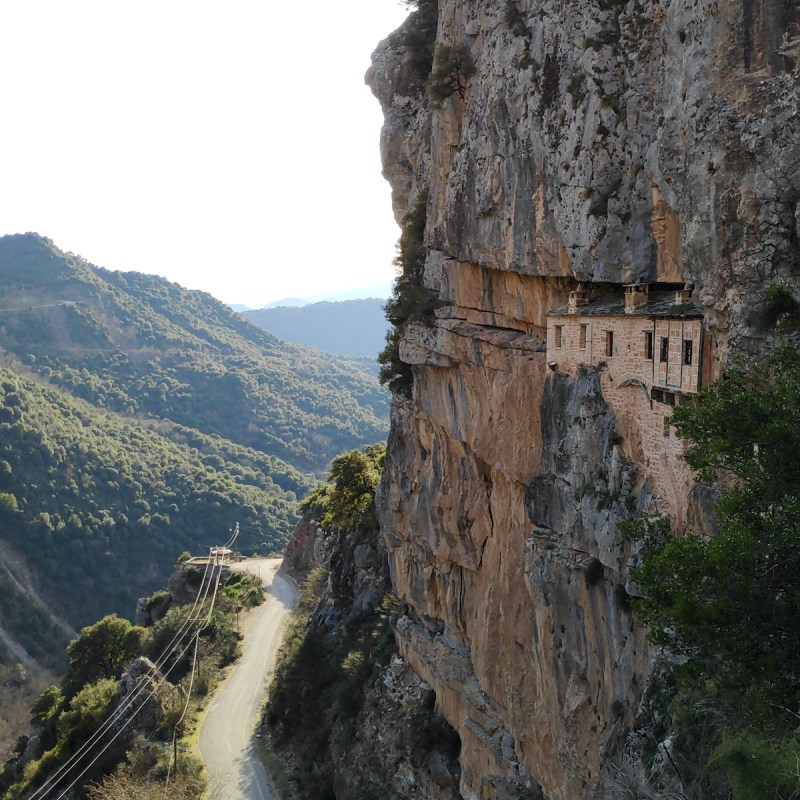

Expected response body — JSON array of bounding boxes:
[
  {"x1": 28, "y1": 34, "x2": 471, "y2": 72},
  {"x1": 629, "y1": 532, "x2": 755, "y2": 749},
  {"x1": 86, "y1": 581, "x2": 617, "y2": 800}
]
[
  {"x1": 27, "y1": 549, "x2": 221, "y2": 800},
  {"x1": 50, "y1": 557, "x2": 227, "y2": 800},
  {"x1": 165, "y1": 556, "x2": 224, "y2": 789}
]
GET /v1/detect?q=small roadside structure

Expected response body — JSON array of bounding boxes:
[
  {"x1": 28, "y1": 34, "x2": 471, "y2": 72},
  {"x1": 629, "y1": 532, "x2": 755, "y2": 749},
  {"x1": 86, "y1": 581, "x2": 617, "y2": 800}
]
[{"x1": 209, "y1": 546, "x2": 233, "y2": 563}]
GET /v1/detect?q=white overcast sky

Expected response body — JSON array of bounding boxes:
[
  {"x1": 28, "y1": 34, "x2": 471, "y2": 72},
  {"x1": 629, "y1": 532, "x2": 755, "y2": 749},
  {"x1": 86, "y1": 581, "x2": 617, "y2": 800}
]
[{"x1": 0, "y1": 2, "x2": 410, "y2": 308}]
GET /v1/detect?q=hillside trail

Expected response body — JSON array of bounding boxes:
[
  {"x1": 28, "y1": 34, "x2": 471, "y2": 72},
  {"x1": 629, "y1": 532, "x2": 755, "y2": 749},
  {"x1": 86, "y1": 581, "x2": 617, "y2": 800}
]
[{"x1": 200, "y1": 558, "x2": 295, "y2": 800}]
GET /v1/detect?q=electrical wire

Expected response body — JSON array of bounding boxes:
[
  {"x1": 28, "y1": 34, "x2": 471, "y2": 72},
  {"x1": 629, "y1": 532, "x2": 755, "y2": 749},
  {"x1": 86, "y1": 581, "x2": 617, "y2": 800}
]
[
  {"x1": 164, "y1": 632, "x2": 200, "y2": 789},
  {"x1": 47, "y1": 555, "x2": 227, "y2": 800},
  {"x1": 164, "y1": 556, "x2": 225, "y2": 788},
  {"x1": 26, "y1": 551, "x2": 219, "y2": 800}
]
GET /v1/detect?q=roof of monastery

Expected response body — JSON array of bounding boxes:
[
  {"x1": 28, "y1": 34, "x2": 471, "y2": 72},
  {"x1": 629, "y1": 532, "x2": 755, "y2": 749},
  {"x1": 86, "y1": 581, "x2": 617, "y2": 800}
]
[{"x1": 548, "y1": 290, "x2": 703, "y2": 319}]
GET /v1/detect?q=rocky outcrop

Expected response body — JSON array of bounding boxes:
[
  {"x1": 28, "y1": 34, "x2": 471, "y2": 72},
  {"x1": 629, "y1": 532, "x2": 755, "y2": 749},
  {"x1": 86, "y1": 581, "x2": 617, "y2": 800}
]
[
  {"x1": 368, "y1": 0, "x2": 799, "y2": 798},
  {"x1": 333, "y1": 654, "x2": 464, "y2": 800},
  {"x1": 267, "y1": 511, "x2": 464, "y2": 800},
  {"x1": 116, "y1": 657, "x2": 172, "y2": 733}
]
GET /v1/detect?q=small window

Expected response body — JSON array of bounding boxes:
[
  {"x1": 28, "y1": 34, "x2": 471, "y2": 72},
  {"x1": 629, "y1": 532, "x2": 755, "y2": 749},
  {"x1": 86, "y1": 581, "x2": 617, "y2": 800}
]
[
  {"x1": 683, "y1": 339, "x2": 693, "y2": 365},
  {"x1": 663, "y1": 416, "x2": 670, "y2": 437},
  {"x1": 660, "y1": 336, "x2": 669, "y2": 363},
  {"x1": 643, "y1": 331, "x2": 653, "y2": 360},
  {"x1": 579, "y1": 325, "x2": 587, "y2": 350},
  {"x1": 554, "y1": 325, "x2": 563, "y2": 348},
  {"x1": 605, "y1": 331, "x2": 614, "y2": 357}
]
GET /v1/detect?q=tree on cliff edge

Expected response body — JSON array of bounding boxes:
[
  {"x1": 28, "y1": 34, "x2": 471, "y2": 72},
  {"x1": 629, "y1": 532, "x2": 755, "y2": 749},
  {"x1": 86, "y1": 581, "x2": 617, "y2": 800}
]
[
  {"x1": 629, "y1": 345, "x2": 800, "y2": 798},
  {"x1": 62, "y1": 615, "x2": 146, "y2": 699}
]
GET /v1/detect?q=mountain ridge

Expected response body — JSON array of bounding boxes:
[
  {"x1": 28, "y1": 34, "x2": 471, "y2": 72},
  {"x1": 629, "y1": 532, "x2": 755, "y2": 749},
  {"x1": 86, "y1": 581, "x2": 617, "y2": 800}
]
[
  {"x1": 244, "y1": 297, "x2": 390, "y2": 358},
  {"x1": 0, "y1": 232, "x2": 390, "y2": 756}
]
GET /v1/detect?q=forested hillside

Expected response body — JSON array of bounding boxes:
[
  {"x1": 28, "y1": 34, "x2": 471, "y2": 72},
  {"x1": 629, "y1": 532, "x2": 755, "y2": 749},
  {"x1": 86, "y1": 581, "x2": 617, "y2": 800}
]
[
  {"x1": 0, "y1": 369, "x2": 305, "y2": 636},
  {"x1": 0, "y1": 234, "x2": 388, "y2": 472},
  {"x1": 0, "y1": 233, "x2": 389, "y2": 755}
]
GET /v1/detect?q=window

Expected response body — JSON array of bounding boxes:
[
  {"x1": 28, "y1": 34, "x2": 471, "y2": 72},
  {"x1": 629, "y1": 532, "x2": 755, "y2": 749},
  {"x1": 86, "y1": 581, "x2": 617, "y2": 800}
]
[
  {"x1": 554, "y1": 325, "x2": 563, "y2": 348},
  {"x1": 660, "y1": 336, "x2": 669, "y2": 363},
  {"x1": 579, "y1": 325, "x2": 587, "y2": 350},
  {"x1": 605, "y1": 331, "x2": 614, "y2": 357},
  {"x1": 663, "y1": 416, "x2": 671, "y2": 437},
  {"x1": 683, "y1": 339, "x2": 693, "y2": 365},
  {"x1": 644, "y1": 331, "x2": 654, "y2": 360}
]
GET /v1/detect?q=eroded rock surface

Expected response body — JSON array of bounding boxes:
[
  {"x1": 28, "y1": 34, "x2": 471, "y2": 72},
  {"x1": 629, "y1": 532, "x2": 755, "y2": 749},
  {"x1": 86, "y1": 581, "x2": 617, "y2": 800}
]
[{"x1": 368, "y1": 0, "x2": 799, "y2": 797}]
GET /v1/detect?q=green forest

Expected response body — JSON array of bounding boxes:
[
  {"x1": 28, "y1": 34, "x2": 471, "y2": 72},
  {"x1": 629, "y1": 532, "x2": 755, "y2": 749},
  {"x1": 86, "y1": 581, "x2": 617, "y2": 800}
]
[
  {"x1": 0, "y1": 565, "x2": 263, "y2": 800},
  {"x1": 628, "y1": 343, "x2": 800, "y2": 798},
  {"x1": 0, "y1": 233, "x2": 388, "y2": 473},
  {"x1": 0, "y1": 233, "x2": 389, "y2": 689}
]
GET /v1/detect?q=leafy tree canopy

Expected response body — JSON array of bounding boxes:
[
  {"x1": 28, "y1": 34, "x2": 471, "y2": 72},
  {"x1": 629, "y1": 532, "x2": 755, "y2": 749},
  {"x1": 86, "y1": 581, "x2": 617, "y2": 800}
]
[
  {"x1": 62, "y1": 615, "x2": 145, "y2": 699},
  {"x1": 0, "y1": 233, "x2": 388, "y2": 474},
  {"x1": 302, "y1": 444, "x2": 385, "y2": 532},
  {"x1": 629, "y1": 344, "x2": 800, "y2": 797}
]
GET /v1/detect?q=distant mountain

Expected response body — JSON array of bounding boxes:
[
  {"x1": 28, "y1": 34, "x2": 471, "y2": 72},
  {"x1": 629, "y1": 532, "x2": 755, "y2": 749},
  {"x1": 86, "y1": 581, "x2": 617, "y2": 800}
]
[
  {"x1": 245, "y1": 298, "x2": 390, "y2": 359},
  {"x1": 0, "y1": 234, "x2": 388, "y2": 472},
  {"x1": 304, "y1": 282, "x2": 393, "y2": 303},
  {"x1": 0, "y1": 233, "x2": 390, "y2": 706},
  {"x1": 243, "y1": 282, "x2": 394, "y2": 311},
  {"x1": 262, "y1": 297, "x2": 307, "y2": 309}
]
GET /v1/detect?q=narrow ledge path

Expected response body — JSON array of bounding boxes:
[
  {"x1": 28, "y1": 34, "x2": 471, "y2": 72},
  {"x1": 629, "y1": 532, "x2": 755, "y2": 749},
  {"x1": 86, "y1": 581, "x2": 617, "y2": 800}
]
[{"x1": 200, "y1": 557, "x2": 295, "y2": 800}]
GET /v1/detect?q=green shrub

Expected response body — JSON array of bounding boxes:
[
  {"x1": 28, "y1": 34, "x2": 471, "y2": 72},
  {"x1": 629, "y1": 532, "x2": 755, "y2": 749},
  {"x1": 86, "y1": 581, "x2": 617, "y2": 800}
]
[
  {"x1": 395, "y1": 0, "x2": 438, "y2": 83},
  {"x1": 379, "y1": 189, "x2": 440, "y2": 395},
  {"x1": 427, "y1": 43, "x2": 476, "y2": 105},
  {"x1": 755, "y1": 281, "x2": 800, "y2": 331},
  {"x1": 31, "y1": 686, "x2": 64, "y2": 726},
  {"x1": 0, "y1": 492, "x2": 18, "y2": 513},
  {"x1": 628, "y1": 344, "x2": 800, "y2": 793},
  {"x1": 301, "y1": 445, "x2": 384, "y2": 532},
  {"x1": 709, "y1": 733, "x2": 800, "y2": 800},
  {"x1": 62, "y1": 615, "x2": 146, "y2": 699}
]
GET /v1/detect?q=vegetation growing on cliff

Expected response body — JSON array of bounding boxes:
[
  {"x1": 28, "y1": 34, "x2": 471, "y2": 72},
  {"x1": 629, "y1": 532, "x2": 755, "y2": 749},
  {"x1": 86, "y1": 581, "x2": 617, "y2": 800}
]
[
  {"x1": 265, "y1": 439, "x2": 462, "y2": 798},
  {"x1": 300, "y1": 443, "x2": 385, "y2": 532},
  {"x1": 427, "y1": 43, "x2": 476, "y2": 105},
  {"x1": 629, "y1": 345, "x2": 800, "y2": 798},
  {"x1": 379, "y1": 189, "x2": 440, "y2": 395},
  {"x1": 265, "y1": 445, "x2": 397, "y2": 798},
  {"x1": 394, "y1": 0, "x2": 438, "y2": 84}
]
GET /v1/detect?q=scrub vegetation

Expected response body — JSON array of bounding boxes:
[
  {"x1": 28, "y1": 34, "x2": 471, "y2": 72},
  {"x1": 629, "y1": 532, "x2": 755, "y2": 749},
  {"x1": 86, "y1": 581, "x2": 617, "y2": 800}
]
[
  {"x1": 628, "y1": 343, "x2": 800, "y2": 799},
  {"x1": 379, "y1": 189, "x2": 440, "y2": 395},
  {"x1": 0, "y1": 231, "x2": 390, "y2": 687},
  {"x1": 0, "y1": 567, "x2": 262, "y2": 800},
  {"x1": 264, "y1": 444, "x2": 401, "y2": 800}
]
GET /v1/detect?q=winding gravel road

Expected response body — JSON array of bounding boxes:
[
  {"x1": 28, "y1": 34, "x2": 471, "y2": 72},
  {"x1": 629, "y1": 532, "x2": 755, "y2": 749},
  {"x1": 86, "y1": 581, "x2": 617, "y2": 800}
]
[{"x1": 200, "y1": 558, "x2": 295, "y2": 800}]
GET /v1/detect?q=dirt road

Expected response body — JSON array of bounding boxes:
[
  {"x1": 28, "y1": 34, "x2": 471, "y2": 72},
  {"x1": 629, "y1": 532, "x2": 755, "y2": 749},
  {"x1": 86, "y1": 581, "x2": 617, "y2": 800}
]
[{"x1": 200, "y1": 558, "x2": 295, "y2": 800}]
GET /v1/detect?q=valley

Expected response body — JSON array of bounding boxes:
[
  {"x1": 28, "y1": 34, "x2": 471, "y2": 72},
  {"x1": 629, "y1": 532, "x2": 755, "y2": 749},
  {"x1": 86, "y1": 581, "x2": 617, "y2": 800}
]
[{"x1": 0, "y1": 233, "x2": 388, "y2": 759}]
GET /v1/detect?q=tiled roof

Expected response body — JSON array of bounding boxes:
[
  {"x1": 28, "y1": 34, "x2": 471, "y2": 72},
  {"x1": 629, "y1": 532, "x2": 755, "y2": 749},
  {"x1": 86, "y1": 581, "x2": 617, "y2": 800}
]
[{"x1": 548, "y1": 291, "x2": 702, "y2": 319}]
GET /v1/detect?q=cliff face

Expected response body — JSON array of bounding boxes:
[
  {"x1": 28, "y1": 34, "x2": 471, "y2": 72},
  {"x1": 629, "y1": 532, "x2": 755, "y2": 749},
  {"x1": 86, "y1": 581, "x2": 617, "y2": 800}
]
[
  {"x1": 271, "y1": 511, "x2": 464, "y2": 800},
  {"x1": 368, "y1": 1, "x2": 799, "y2": 798}
]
